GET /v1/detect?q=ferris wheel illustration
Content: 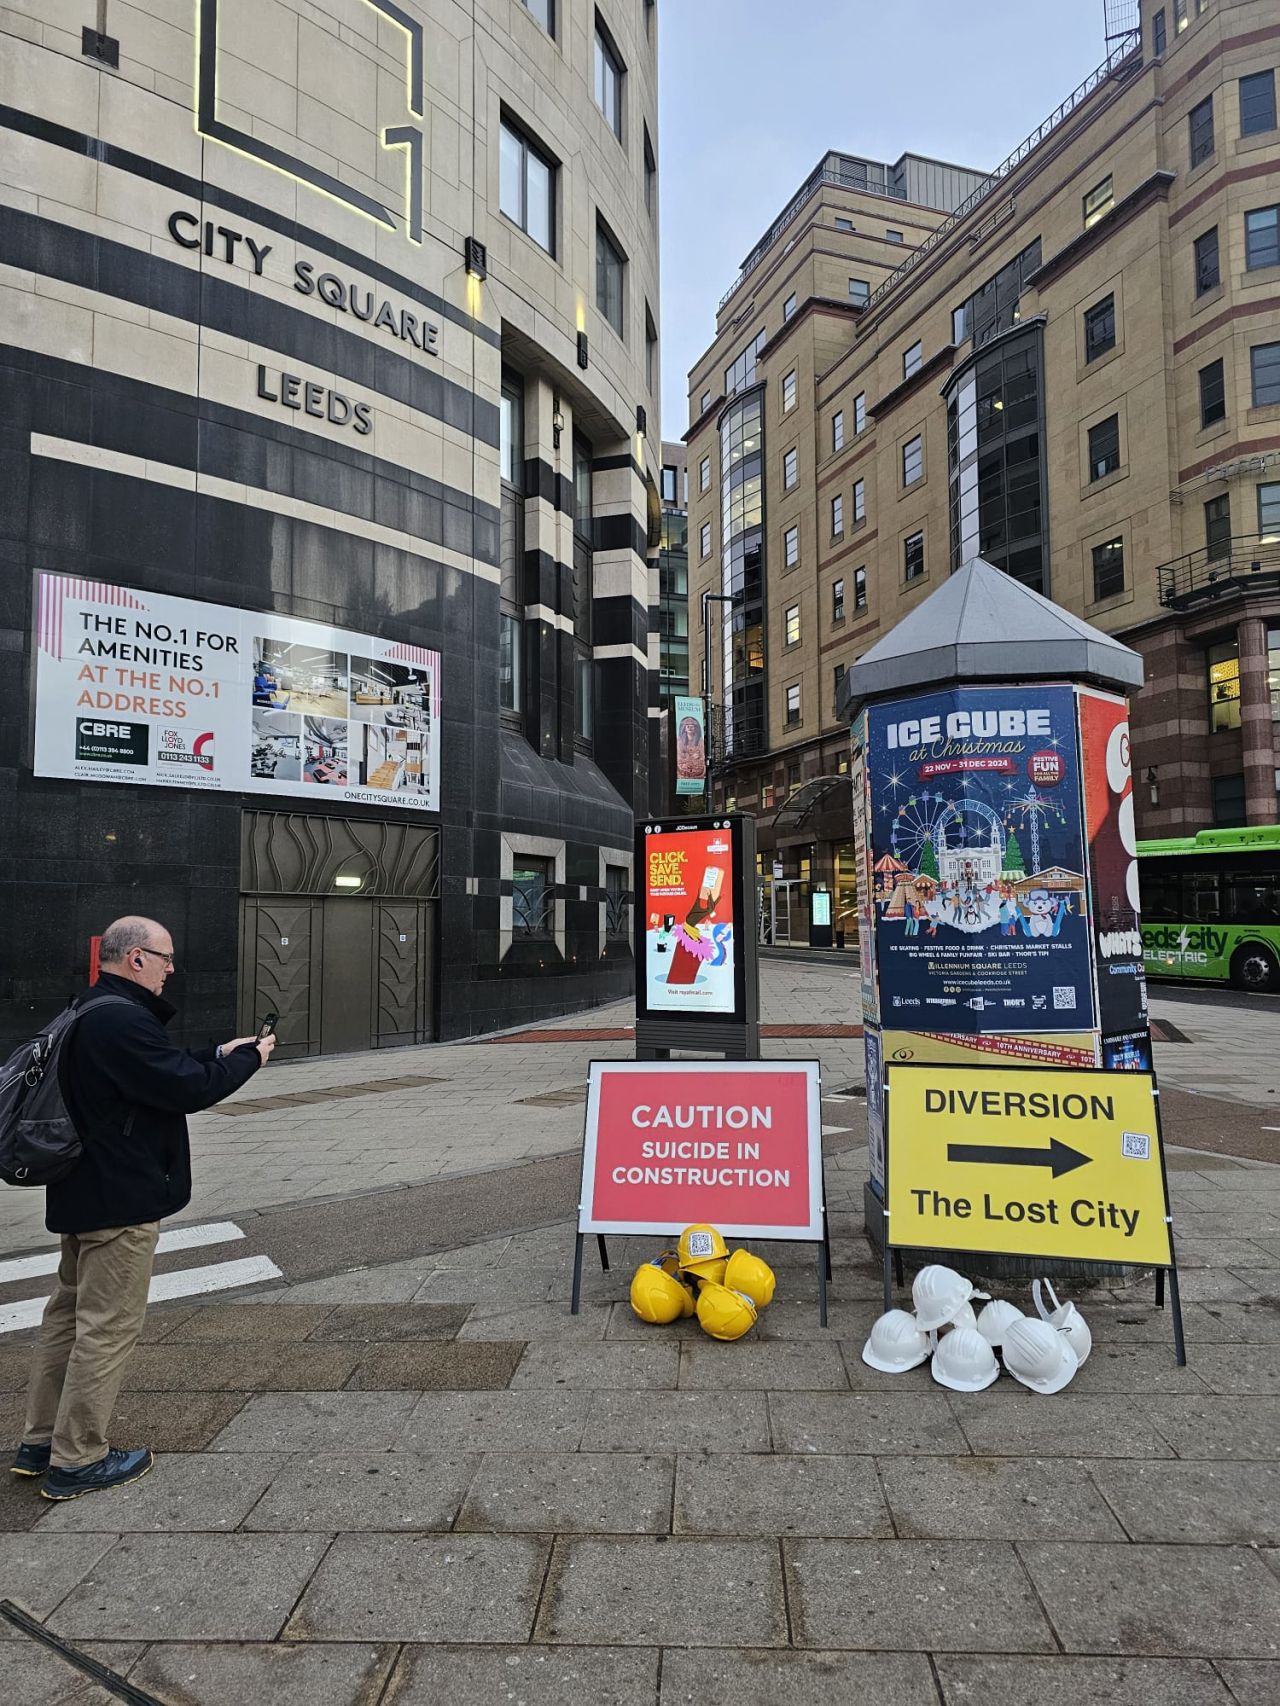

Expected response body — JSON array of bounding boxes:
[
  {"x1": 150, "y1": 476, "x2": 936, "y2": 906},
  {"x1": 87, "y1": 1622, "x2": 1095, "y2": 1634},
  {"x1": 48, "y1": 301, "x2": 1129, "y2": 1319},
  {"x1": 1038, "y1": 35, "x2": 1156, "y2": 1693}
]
[{"x1": 887, "y1": 790, "x2": 951, "y2": 869}]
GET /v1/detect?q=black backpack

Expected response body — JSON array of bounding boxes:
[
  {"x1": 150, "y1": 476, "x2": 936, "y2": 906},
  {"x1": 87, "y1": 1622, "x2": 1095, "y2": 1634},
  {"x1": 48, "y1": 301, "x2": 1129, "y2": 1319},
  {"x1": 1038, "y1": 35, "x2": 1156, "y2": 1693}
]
[{"x1": 0, "y1": 996, "x2": 134, "y2": 1187}]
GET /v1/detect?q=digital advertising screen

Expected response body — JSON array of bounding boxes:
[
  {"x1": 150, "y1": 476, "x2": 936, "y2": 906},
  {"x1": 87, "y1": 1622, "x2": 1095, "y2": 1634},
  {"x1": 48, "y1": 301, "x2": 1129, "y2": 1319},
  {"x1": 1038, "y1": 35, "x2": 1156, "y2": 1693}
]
[{"x1": 636, "y1": 816, "x2": 746, "y2": 1023}]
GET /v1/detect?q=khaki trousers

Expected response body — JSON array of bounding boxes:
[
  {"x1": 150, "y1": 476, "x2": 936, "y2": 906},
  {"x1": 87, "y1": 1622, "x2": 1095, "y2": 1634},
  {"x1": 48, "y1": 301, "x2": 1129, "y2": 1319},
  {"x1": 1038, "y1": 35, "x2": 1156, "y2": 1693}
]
[{"x1": 23, "y1": 1223, "x2": 160, "y2": 1469}]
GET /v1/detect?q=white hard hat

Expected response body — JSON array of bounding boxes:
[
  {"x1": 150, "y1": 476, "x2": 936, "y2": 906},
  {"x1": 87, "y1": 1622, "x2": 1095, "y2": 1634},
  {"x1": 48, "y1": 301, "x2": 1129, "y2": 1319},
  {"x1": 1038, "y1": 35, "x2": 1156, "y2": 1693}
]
[
  {"x1": 1033, "y1": 1280, "x2": 1092, "y2": 1366},
  {"x1": 861, "y1": 1308, "x2": 932, "y2": 1373},
  {"x1": 976, "y1": 1299, "x2": 1026, "y2": 1348},
  {"x1": 930, "y1": 1325, "x2": 1000, "y2": 1392},
  {"x1": 911, "y1": 1264, "x2": 989, "y2": 1331},
  {"x1": 938, "y1": 1300, "x2": 978, "y2": 1334},
  {"x1": 1002, "y1": 1315, "x2": 1079, "y2": 1394}
]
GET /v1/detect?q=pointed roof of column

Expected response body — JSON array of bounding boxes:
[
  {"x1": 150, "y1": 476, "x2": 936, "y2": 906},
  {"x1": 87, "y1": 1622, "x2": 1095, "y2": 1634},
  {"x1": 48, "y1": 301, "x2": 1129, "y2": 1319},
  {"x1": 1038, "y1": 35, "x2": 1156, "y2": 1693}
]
[{"x1": 838, "y1": 556, "x2": 1143, "y2": 716}]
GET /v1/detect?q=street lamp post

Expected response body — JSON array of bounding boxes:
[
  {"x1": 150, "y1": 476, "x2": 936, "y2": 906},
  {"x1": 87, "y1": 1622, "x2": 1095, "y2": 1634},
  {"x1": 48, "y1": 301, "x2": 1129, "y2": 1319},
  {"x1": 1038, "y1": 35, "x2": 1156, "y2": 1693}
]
[{"x1": 701, "y1": 589, "x2": 733, "y2": 786}]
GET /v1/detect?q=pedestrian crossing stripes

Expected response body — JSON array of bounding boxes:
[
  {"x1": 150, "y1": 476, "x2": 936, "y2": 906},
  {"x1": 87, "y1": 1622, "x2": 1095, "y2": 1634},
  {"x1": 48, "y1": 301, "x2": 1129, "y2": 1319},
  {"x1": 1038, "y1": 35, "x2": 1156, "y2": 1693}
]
[{"x1": 0, "y1": 1222, "x2": 282, "y2": 1335}]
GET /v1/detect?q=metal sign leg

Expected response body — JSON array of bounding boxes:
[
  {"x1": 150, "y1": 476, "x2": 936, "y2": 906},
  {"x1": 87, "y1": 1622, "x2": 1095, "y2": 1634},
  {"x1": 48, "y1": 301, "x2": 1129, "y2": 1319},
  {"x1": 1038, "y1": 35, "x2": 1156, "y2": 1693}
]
[
  {"x1": 570, "y1": 1232, "x2": 585, "y2": 1316},
  {"x1": 817, "y1": 1239, "x2": 828, "y2": 1328},
  {"x1": 597, "y1": 1235, "x2": 610, "y2": 1273},
  {"x1": 1155, "y1": 1267, "x2": 1165, "y2": 1309},
  {"x1": 1167, "y1": 1265, "x2": 1186, "y2": 1367},
  {"x1": 882, "y1": 1240, "x2": 894, "y2": 1313}
]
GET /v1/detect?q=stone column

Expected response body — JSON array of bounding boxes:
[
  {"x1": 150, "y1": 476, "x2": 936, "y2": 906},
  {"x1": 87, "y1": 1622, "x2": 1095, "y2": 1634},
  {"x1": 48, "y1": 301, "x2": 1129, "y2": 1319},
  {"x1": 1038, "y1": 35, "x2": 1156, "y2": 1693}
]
[{"x1": 1238, "y1": 616, "x2": 1277, "y2": 824}]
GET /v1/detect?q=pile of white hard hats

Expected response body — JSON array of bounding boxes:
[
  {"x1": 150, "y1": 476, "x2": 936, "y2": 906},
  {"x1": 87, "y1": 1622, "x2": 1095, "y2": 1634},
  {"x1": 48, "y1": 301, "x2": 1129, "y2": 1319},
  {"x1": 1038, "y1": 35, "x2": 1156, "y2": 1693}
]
[{"x1": 861, "y1": 1265, "x2": 1091, "y2": 1394}]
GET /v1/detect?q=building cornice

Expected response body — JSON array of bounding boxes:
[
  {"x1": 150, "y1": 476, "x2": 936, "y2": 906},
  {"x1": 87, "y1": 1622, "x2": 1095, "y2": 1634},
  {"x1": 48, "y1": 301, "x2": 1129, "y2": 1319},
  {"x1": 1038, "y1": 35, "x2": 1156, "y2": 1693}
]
[
  {"x1": 865, "y1": 344, "x2": 956, "y2": 422},
  {"x1": 1024, "y1": 170, "x2": 1175, "y2": 291}
]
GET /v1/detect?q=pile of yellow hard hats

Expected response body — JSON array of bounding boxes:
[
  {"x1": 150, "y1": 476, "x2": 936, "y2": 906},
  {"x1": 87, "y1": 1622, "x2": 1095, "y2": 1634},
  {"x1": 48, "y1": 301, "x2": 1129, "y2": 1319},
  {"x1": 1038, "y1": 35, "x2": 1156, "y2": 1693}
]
[{"x1": 628, "y1": 1224, "x2": 776, "y2": 1342}]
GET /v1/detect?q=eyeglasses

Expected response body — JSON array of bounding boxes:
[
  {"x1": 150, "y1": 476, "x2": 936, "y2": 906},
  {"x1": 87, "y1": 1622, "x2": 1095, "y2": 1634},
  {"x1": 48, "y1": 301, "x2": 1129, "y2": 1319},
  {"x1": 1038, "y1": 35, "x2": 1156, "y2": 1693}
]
[{"x1": 135, "y1": 947, "x2": 175, "y2": 966}]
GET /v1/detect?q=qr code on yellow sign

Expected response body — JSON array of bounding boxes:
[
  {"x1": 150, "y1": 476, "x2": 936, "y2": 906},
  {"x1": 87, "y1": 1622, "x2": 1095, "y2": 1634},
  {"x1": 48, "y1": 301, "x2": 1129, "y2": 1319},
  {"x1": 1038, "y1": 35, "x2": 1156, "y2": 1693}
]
[{"x1": 1121, "y1": 1131, "x2": 1151, "y2": 1160}]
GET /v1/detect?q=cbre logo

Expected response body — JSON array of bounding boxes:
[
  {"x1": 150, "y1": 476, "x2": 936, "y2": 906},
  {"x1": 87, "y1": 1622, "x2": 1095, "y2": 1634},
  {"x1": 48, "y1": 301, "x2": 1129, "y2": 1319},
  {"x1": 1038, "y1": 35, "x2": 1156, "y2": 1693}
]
[{"x1": 195, "y1": 0, "x2": 425, "y2": 243}]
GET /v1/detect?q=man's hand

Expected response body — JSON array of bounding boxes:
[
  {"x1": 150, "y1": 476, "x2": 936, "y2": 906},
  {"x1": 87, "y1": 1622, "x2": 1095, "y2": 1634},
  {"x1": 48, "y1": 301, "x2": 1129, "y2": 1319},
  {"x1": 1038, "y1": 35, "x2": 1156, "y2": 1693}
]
[
  {"x1": 220, "y1": 1036, "x2": 260, "y2": 1055},
  {"x1": 255, "y1": 1033, "x2": 276, "y2": 1065}
]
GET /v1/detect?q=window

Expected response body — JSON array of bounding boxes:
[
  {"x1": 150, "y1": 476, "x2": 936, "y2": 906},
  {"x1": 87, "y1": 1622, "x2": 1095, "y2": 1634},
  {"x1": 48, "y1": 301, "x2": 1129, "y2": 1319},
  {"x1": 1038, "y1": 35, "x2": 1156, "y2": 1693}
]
[
  {"x1": 1153, "y1": 7, "x2": 1166, "y2": 54},
  {"x1": 951, "y1": 237, "x2": 1042, "y2": 353},
  {"x1": 1212, "y1": 772, "x2": 1246, "y2": 827},
  {"x1": 886, "y1": 229, "x2": 904, "y2": 243},
  {"x1": 761, "y1": 782, "x2": 775, "y2": 809},
  {"x1": 499, "y1": 610, "x2": 522, "y2": 713},
  {"x1": 832, "y1": 578, "x2": 845, "y2": 622},
  {"x1": 699, "y1": 456, "x2": 710, "y2": 493},
  {"x1": 645, "y1": 303, "x2": 657, "y2": 392},
  {"x1": 904, "y1": 530, "x2": 925, "y2": 581},
  {"x1": 1200, "y1": 358, "x2": 1226, "y2": 427},
  {"x1": 595, "y1": 219, "x2": 625, "y2": 335},
  {"x1": 831, "y1": 493, "x2": 843, "y2": 535},
  {"x1": 783, "y1": 292, "x2": 797, "y2": 320},
  {"x1": 833, "y1": 663, "x2": 846, "y2": 707},
  {"x1": 661, "y1": 464, "x2": 677, "y2": 505},
  {"x1": 832, "y1": 410, "x2": 844, "y2": 452},
  {"x1": 1260, "y1": 481, "x2": 1280, "y2": 538},
  {"x1": 785, "y1": 684, "x2": 801, "y2": 726},
  {"x1": 854, "y1": 392, "x2": 866, "y2": 433},
  {"x1": 512, "y1": 856, "x2": 553, "y2": 937},
  {"x1": 643, "y1": 126, "x2": 657, "y2": 217},
  {"x1": 1084, "y1": 294, "x2": 1116, "y2": 362},
  {"x1": 783, "y1": 446, "x2": 798, "y2": 489},
  {"x1": 835, "y1": 216, "x2": 854, "y2": 232},
  {"x1": 786, "y1": 761, "x2": 800, "y2": 789},
  {"x1": 784, "y1": 525, "x2": 799, "y2": 567},
  {"x1": 848, "y1": 277, "x2": 869, "y2": 307},
  {"x1": 700, "y1": 391, "x2": 710, "y2": 414},
  {"x1": 1091, "y1": 537, "x2": 1125, "y2": 601},
  {"x1": 1252, "y1": 343, "x2": 1280, "y2": 406},
  {"x1": 499, "y1": 374, "x2": 524, "y2": 488},
  {"x1": 903, "y1": 340, "x2": 922, "y2": 379},
  {"x1": 1205, "y1": 493, "x2": 1232, "y2": 561},
  {"x1": 953, "y1": 304, "x2": 970, "y2": 344},
  {"x1": 699, "y1": 521, "x2": 711, "y2": 558},
  {"x1": 785, "y1": 605, "x2": 800, "y2": 646},
  {"x1": 1207, "y1": 640, "x2": 1241, "y2": 732},
  {"x1": 902, "y1": 434, "x2": 923, "y2": 486},
  {"x1": 853, "y1": 478, "x2": 865, "y2": 523},
  {"x1": 593, "y1": 18, "x2": 623, "y2": 139},
  {"x1": 725, "y1": 329, "x2": 765, "y2": 396},
  {"x1": 1083, "y1": 175, "x2": 1114, "y2": 228},
  {"x1": 1195, "y1": 226, "x2": 1220, "y2": 294},
  {"x1": 782, "y1": 369, "x2": 797, "y2": 411},
  {"x1": 1245, "y1": 205, "x2": 1280, "y2": 270},
  {"x1": 854, "y1": 565, "x2": 867, "y2": 609},
  {"x1": 499, "y1": 118, "x2": 555, "y2": 254},
  {"x1": 1088, "y1": 414, "x2": 1120, "y2": 481},
  {"x1": 521, "y1": 0, "x2": 553, "y2": 31},
  {"x1": 1189, "y1": 94, "x2": 1215, "y2": 167},
  {"x1": 575, "y1": 645, "x2": 593, "y2": 741},
  {"x1": 1240, "y1": 70, "x2": 1277, "y2": 137},
  {"x1": 605, "y1": 864, "x2": 629, "y2": 941}
]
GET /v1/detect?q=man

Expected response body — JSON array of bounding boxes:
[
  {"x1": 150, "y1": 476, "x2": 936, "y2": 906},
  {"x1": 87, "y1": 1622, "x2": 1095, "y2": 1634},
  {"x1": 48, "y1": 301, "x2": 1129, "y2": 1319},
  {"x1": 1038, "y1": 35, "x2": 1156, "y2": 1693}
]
[{"x1": 10, "y1": 917, "x2": 273, "y2": 1501}]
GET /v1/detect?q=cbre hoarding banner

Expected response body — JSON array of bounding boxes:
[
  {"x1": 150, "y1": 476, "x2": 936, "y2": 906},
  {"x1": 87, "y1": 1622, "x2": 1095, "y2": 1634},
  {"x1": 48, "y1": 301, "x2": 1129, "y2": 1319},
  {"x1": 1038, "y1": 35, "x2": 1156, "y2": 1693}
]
[{"x1": 32, "y1": 573, "x2": 440, "y2": 811}]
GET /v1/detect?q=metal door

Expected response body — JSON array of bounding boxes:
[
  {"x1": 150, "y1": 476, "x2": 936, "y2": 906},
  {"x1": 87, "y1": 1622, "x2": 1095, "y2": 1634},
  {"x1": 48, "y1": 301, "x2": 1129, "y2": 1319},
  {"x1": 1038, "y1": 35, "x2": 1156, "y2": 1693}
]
[
  {"x1": 238, "y1": 898, "x2": 321, "y2": 1060},
  {"x1": 376, "y1": 900, "x2": 434, "y2": 1046},
  {"x1": 772, "y1": 880, "x2": 796, "y2": 947},
  {"x1": 320, "y1": 899, "x2": 376, "y2": 1055}
]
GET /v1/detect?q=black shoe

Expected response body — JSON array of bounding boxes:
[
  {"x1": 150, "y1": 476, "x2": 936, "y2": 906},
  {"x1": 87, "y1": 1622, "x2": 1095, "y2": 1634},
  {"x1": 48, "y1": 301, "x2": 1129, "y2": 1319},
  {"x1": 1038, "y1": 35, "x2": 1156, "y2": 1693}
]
[
  {"x1": 9, "y1": 1441, "x2": 51, "y2": 1478},
  {"x1": 41, "y1": 1447, "x2": 154, "y2": 1502}
]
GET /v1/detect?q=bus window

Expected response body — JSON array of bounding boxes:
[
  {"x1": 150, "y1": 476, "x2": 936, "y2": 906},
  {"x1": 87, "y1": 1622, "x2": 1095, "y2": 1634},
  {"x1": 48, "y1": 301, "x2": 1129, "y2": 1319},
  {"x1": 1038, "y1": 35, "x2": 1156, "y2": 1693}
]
[
  {"x1": 1227, "y1": 879, "x2": 1280, "y2": 924},
  {"x1": 1139, "y1": 873, "x2": 1180, "y2": 920},
  {"x1": 1183, "y1": 873, "x2": 1219, "y2": 922}
]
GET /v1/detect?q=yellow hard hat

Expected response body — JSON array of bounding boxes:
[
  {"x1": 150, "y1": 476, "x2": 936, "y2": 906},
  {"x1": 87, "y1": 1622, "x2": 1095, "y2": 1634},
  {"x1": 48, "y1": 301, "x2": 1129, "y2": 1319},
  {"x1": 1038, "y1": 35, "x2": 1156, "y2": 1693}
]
[
  {"x1": 724, "y1": 1249, "x2": 776, "y2": 1308},
  {"x1": 696, "y1": 1282, "x2": 758, "y2": 1342},
  {"x1": 630, "y1": 1258, "x2": 695, "y2": 1324},
  {"x1": 678, "y1": 1224, "x2": 729, "y2": 1281}
]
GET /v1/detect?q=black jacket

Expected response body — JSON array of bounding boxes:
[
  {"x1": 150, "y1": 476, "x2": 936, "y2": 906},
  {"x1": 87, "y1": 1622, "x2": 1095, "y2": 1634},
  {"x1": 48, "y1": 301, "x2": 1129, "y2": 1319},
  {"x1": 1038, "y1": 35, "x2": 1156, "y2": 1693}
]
[{"x1": 48, "y1": 974, "x2": 261, "y2": 1234}]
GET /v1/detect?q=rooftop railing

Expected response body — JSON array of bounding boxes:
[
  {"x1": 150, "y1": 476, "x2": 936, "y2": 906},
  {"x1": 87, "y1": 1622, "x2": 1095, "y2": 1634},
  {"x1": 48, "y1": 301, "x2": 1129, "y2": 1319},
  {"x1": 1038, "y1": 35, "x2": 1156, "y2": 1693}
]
[{"x1": 1157, "y1": 533, "x2": 1280, "y2": 609}]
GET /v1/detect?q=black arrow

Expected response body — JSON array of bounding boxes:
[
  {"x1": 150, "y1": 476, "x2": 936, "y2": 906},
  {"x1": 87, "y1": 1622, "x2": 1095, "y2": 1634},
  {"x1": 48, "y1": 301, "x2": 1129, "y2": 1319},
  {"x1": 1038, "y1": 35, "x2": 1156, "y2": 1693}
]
[{"x1": 947, "y1": 1138, "x2": 1091, "y2": 1178}]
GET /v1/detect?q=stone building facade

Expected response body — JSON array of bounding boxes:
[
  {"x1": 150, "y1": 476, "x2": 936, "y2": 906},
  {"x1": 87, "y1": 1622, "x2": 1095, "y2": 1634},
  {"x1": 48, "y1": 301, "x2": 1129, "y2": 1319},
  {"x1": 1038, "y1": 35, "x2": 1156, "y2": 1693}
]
[
  {"x1": 685, "y1": 0, "x2": 1280, "y2": 916},
  {"x1": 0, "y1": 0, "x2": 661, "y2": 1050}
]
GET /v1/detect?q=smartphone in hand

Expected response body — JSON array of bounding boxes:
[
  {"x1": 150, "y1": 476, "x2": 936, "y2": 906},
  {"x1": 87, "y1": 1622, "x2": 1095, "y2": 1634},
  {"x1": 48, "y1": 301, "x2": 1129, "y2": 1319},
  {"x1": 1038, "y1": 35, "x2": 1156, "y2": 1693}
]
[{"x1": 256, "y1": 1011, "x2": 279, "y2": 1040}]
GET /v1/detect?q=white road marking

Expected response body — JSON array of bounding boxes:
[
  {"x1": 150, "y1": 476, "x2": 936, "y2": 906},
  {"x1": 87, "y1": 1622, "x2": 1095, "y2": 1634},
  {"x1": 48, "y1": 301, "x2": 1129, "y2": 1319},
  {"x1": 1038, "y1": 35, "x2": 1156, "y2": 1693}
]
[
  {"x1": 0, "y1": 1252, "x2": 282, "y2": 1336},
  {"x1": 0, "y1": 1221, "x2": 246, "y2": 1287}
]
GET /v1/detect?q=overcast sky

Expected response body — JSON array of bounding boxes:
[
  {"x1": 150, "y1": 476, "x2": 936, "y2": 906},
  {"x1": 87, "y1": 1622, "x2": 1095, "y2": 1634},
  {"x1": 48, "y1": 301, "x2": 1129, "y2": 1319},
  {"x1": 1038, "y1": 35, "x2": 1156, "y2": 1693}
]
[{"x1": 657, "y1": 1, "x2": 1116, "y2": 442}]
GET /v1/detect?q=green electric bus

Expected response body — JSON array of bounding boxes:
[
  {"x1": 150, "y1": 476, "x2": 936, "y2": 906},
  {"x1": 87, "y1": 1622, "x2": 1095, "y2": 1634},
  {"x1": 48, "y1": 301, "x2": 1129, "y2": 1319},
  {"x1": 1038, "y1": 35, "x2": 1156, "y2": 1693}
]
[{"x1": 1138, "y1": 824, "x2": 1280, "y2": 992}]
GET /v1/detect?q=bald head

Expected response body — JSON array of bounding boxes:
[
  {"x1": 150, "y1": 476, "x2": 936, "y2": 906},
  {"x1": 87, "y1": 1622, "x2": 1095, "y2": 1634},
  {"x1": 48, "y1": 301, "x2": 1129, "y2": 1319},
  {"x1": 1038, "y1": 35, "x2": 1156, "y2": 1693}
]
[{"x1": 99, "y1": 917, "x2": 175, "y2": 995}]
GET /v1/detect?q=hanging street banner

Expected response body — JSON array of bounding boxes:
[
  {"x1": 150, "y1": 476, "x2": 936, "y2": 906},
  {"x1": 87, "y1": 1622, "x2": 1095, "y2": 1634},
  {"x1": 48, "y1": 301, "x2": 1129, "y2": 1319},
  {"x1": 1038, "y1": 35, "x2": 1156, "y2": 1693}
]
[
  {"x1": 1078, "y1": 689, "x2": 1150, "y2": 1068},
  {"x1": 865, "y1": 685, "x2": 1095, "y2": 1035},
  {"x1": 885, "y1": 1063, "x2": 1173, "y2": 1267},
  {"x1": 674, "y1": 696, "x2": 707, "y2": 796},
  {"x1": 33, "y1": 573, "x2": 441, "y2": 811},
  {"x1": 637, "y1": 818, "x2": 743, "y2": 1019},
  {"x1": 578, "y1": 1060, "x2": 823, "y2": 1238},
  {"x1": 882, "y1": 1029, "x2": 1100, "y2": 1069}
]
